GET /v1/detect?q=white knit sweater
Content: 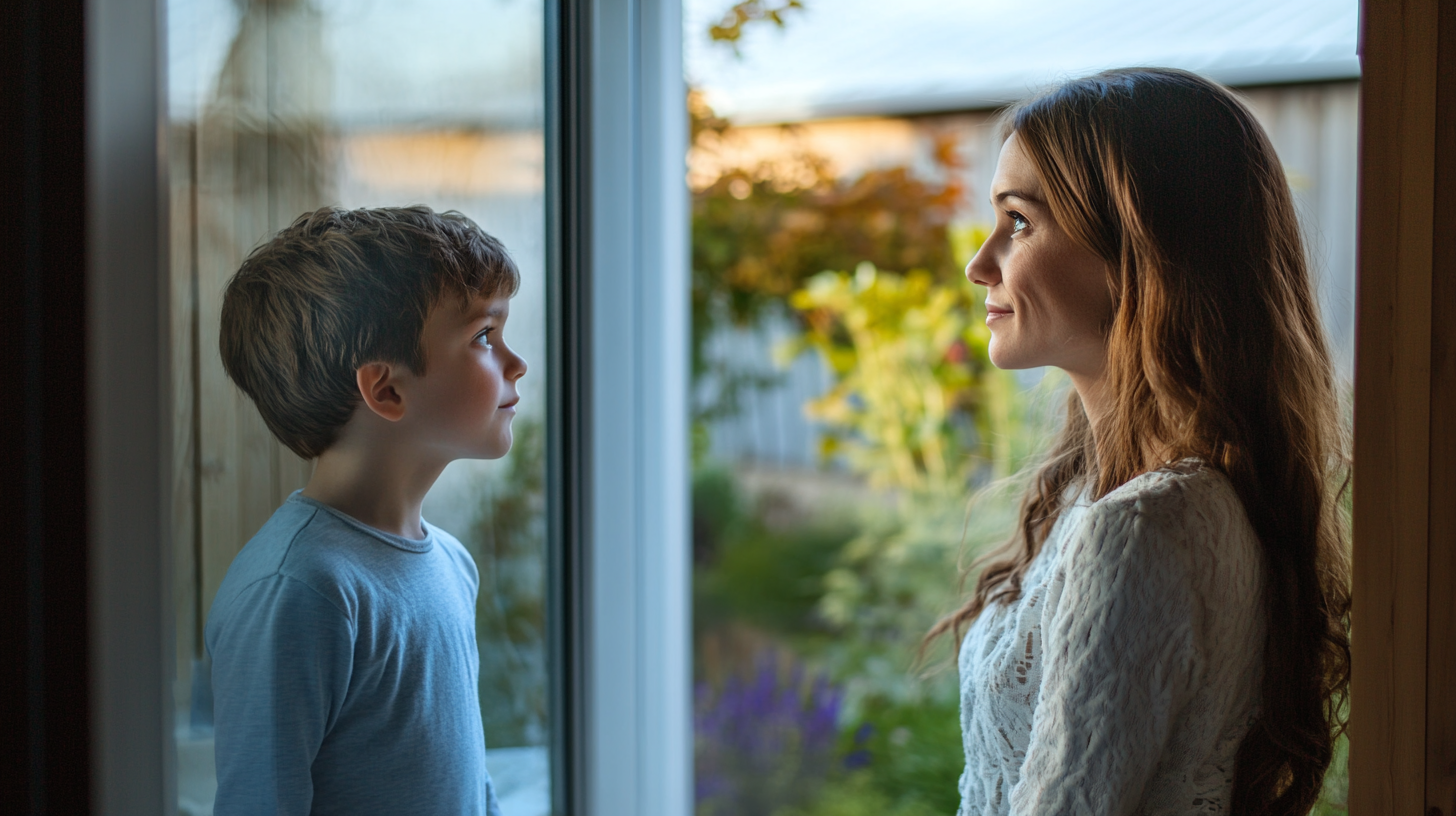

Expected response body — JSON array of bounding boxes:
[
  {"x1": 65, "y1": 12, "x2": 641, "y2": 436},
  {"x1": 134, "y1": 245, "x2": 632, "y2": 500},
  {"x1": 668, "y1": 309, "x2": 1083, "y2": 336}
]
[{"x1": 957, "y1": 464, "x2": 1265, "y2": 816}]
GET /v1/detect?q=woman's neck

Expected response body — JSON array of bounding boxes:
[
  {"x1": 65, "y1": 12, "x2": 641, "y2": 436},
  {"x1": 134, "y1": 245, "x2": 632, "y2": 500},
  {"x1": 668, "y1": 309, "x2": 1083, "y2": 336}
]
[
  {"x1": 1070, "y1": 367, "x2": 1172, "y2": 474},
  {"x1": 1070, "y1": 369, "x2": 1113, "y2": 442}
]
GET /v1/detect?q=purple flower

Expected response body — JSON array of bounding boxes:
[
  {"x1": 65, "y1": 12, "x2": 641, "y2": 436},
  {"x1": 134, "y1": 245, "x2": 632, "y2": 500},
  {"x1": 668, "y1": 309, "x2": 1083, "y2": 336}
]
[{"x1": 694, "y1": 650, "x2": 850, "y2": 815}]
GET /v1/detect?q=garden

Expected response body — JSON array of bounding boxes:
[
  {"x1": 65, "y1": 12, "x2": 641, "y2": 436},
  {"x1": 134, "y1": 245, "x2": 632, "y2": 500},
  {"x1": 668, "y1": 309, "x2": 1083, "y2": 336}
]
[{"x1": 688, "y1": 22, "x2": 1036, "y2": 807}]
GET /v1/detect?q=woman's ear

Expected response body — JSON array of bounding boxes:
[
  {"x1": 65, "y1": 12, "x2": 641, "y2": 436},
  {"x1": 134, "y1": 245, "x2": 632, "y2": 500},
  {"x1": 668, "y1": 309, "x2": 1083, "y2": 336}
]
[{"x1": 356, "y1": 362, "x2": 406, "y2": 422}]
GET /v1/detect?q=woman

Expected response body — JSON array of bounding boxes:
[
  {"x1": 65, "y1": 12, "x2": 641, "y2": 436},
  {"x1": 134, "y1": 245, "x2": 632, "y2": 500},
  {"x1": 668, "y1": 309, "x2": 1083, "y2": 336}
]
[{"x1": 931, "y1": 68, "x2": 1351, "y2": 815}]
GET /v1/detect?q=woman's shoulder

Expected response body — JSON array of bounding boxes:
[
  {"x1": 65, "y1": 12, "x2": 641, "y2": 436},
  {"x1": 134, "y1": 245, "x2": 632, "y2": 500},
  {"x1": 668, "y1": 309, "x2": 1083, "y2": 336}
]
[
  {"x1": 1091, "y1": 460, "x2": 1246, "y2": 529},
  {"x1": 1068, "y1": 461, "x2": 1256, "y2": 571},
  {"x1": 1059, "y1": 461, "x2": 1262, "y2": 618}
]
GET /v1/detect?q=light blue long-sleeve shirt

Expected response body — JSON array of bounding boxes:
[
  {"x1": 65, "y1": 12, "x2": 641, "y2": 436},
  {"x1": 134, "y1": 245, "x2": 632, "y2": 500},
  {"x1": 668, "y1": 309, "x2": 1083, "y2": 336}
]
[{"x1": 205, "y1": 492, "x2": 502, "y2": 816}]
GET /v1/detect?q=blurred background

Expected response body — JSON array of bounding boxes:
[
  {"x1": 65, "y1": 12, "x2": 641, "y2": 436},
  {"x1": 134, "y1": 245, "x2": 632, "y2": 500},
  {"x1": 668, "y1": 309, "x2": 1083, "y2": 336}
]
[{"x1": 684, "y1": 2, "x2": 1358, "y2": 815}]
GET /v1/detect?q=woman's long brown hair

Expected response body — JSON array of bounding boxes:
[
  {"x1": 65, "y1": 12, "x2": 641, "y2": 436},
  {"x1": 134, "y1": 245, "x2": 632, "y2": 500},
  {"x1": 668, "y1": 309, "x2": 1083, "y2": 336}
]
[{"x1": 926, "y1": 68, "x2": 1352, "y2": 814}]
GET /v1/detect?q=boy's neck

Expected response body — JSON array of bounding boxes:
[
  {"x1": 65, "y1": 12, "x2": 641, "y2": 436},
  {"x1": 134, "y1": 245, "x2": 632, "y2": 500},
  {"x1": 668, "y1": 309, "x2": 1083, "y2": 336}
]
[{"x1": 301, "y1": 438, "x2": 446, "y2": 540}]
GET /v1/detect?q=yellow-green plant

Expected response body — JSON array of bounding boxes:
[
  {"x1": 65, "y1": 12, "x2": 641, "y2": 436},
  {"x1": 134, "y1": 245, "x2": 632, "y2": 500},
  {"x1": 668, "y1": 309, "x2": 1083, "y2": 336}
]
[
  {"x1": 775, "y1": 232, "x2": 1047, "y2": 710},
  {"x1": 777, "y1": 243, "x2": 1020, "y2": 496}
]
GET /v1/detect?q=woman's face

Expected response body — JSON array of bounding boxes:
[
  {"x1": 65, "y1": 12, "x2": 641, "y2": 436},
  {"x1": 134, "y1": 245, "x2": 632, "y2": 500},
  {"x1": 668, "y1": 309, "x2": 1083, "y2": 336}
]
[{"x1": 966, "y1": 133, "x2": 1114, "y2": 380}]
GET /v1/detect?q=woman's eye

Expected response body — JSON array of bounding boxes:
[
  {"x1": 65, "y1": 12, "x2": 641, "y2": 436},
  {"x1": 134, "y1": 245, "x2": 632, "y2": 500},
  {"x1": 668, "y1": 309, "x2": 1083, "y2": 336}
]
[{"x1": 1009, "y1": 212, "x2": 1029, "y2": 233}]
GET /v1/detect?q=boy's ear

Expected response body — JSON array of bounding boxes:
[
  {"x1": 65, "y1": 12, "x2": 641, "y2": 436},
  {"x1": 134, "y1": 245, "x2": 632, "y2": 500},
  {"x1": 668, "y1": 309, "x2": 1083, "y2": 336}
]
[{"x1": 356, "y1": 362, "x2": 406, "y2": 422}]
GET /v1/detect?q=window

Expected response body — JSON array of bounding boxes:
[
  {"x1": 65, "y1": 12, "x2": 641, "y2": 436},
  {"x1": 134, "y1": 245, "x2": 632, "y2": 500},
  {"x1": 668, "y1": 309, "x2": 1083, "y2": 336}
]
[
  {"x1": 165, "y1": 0, "x2": 553, "y2": 812},
  {"x1": 157, "y1": 1, "x2": 690, "y2": 814}
]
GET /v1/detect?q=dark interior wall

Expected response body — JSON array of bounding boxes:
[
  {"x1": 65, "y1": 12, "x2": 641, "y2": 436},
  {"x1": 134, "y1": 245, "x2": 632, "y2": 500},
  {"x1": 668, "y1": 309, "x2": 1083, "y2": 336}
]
[
  {"x1": 0, "y1": 0, "x2": 93, "y2": 813},
  {"x1": 1425, "y1": 0, "x2": 1456, "y2": 809}
]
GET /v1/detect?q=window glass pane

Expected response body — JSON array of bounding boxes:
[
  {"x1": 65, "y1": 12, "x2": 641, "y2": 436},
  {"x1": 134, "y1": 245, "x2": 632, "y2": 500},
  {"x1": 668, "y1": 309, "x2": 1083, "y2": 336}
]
[
  {"x1": 166, "y1": 2, "x2": 550, "y2": 813},
  {"x1": 685, "y1": 2, "x2": 1357, "y2": 814}
]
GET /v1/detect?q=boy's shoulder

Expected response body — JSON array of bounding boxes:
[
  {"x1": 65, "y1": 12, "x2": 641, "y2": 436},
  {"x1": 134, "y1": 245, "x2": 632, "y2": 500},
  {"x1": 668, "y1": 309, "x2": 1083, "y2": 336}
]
[
  {"x1": 206, "y1": 496, "x2": 357, "y2": 621},
  {"x1": 426, "y1": 524, "x2": 478, "y2": 588},
  {"x1": 209, "y1": 494, "x2": 477, "y2": 626}
]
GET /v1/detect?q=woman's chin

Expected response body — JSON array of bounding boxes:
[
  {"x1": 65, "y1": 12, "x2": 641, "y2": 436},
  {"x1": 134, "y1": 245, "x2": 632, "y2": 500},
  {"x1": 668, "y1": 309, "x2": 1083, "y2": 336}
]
[{"x1": 987, "y1": 343, "x2": 1029, "y2": 371}]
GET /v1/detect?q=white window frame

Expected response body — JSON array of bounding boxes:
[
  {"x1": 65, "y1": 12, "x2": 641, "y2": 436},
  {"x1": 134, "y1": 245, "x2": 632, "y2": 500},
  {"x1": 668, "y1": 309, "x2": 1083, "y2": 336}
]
[
  {"x1": 547, "y1": 0, "x2": 691, "y2": 813},
  {"x1": 580, "y1": 0, "x2": 691, "y2": 813}
]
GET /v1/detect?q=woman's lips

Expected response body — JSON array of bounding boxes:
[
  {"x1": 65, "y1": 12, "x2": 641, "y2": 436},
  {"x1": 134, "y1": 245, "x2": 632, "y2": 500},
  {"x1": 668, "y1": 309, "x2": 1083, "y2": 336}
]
[{"x1": 985, "y1": 303, "x2": 1013, "y2": 324}]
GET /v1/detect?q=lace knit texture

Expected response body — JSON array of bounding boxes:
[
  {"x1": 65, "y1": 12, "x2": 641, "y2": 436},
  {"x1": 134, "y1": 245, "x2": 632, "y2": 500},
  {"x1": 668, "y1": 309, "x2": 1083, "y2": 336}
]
[{"x1": 957, "y1": 464, "x2": 1265, "y2": 816}]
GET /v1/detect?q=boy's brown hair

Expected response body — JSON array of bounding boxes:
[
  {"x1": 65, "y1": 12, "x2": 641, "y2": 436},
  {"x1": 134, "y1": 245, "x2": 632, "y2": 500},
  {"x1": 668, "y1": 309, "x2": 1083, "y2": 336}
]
[{"x1": 220, "y1": 205, "x2": 521, "y2": 459}]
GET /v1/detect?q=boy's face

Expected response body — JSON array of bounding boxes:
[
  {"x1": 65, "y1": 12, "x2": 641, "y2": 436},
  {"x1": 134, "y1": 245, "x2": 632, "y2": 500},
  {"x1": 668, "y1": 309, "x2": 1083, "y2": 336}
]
[{"x1": 404, "y1": 293, "x2": 527, "y2": 461}]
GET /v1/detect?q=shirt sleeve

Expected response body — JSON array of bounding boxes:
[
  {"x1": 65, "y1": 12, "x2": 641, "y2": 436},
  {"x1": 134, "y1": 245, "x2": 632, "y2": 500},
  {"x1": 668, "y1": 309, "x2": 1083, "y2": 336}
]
[
  {"x1": 1010, "y1": 495, "x2": 1201, "y2": 816},
  {"x1": 209, "y1": 575, "x2": 355, "y2": 816}
]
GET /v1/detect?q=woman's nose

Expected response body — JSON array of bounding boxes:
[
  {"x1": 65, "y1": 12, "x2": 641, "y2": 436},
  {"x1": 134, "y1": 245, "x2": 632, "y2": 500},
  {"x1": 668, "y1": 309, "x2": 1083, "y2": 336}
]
[{"x1": 965, "y1": 242, "x2": 1001, "y2": 287}]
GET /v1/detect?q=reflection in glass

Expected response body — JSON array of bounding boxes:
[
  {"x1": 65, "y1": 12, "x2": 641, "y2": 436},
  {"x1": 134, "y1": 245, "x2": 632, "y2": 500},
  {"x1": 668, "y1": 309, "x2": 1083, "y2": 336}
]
[{"x1": 166, "y1": 1, "x2": 549, "y2": 813}]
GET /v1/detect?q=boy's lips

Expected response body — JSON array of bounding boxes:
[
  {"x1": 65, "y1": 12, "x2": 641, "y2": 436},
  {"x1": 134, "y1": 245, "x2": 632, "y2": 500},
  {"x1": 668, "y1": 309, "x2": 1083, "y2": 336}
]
[{"x1": 499, "y1": 397, "x2": 519, "y2": 410}]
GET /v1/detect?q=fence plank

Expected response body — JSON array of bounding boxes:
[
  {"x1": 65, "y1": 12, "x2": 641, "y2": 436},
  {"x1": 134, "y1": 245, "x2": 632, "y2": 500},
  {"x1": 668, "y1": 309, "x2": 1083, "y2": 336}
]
[
  {"x1": 196, "y1": 100, "x2": 244, "y2": 626},
  {"x1": 169, "y1": 122, "x2": 201, "y2": 714}
]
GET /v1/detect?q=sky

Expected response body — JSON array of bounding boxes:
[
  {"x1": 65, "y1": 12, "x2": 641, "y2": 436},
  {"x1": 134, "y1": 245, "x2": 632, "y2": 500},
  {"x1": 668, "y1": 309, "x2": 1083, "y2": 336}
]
[{"x1": 684, "y1": 0, "x2": 1360, "y2": 122}]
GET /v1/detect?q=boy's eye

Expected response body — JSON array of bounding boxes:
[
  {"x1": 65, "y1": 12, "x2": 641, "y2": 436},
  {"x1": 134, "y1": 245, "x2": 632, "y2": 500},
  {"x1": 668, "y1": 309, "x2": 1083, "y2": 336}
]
[{"x1": 475, "y1": 328, "x2": 495, "y2": 349}]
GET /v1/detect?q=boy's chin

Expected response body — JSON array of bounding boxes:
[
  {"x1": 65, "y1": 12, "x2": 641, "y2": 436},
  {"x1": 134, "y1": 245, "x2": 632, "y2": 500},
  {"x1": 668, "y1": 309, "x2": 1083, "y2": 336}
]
[
  {"x1": 443, "y1": 419, "x2": 515, "y2": 461},
  {"x1": 471, "y1": 431, "x2": 513, "y2": 460}
]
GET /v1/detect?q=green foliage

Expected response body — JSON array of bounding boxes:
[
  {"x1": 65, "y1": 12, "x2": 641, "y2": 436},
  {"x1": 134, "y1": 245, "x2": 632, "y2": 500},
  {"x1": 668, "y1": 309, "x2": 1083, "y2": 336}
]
[
  {"x1": 690, "y1": 465, "x2": 1008, "y2": 815},
  {"x1": 1311, "y1": 727, "x2": 1349, "y2": 814},
  {"x1": 766, "y1": 237, "x2": 1051, "y2": 713},
  {"x1": 691, "y1": 465, "x2": 747, "y2": 563},
  {"x1": 692, "y1": 145, "x2": 965, "y2": 332},
  {"x1": 776, "y1": 245, "x2": 1036, "y2": 495},
  {"x1": 693, "y1": 466, "x2": 856, "y2": 640},
  {"x1": 816, "y1": 489, "x2": 1019, "y2": 712},
  {"x1": 467, "y1": 417, "x2": 548, "y2": 748},
  {"x1": 837, "y1": 696, "x2": 965, "y2": 815},
  {"x1": 689, "y1": 91, "x2": 966, "y2": 424},
  {"x1": 707, "y1": 0, "x2": 805, "y2": 51},
  {"x1": 772, "y1": 771, "x2": 945, "y2": 816}
]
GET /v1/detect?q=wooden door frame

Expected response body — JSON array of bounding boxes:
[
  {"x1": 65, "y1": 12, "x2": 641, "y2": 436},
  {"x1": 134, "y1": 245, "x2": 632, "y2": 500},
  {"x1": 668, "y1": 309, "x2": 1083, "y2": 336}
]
[{"x1": 1350, "y1": 0, "x2": 1456, "y2": 813}]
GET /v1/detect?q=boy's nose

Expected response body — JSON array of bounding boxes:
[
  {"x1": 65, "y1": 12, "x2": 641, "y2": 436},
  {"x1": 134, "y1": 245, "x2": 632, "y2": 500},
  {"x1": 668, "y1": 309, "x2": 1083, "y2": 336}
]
[{"x1": 507, "y1": 349, "x2": 528, "y2": 381}]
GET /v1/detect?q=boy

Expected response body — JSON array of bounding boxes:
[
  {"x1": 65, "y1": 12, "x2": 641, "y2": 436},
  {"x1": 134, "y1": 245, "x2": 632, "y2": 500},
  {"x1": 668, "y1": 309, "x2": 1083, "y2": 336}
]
[{"x1": 206, "y1": 206, "x2": 527, "y2": 815}]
